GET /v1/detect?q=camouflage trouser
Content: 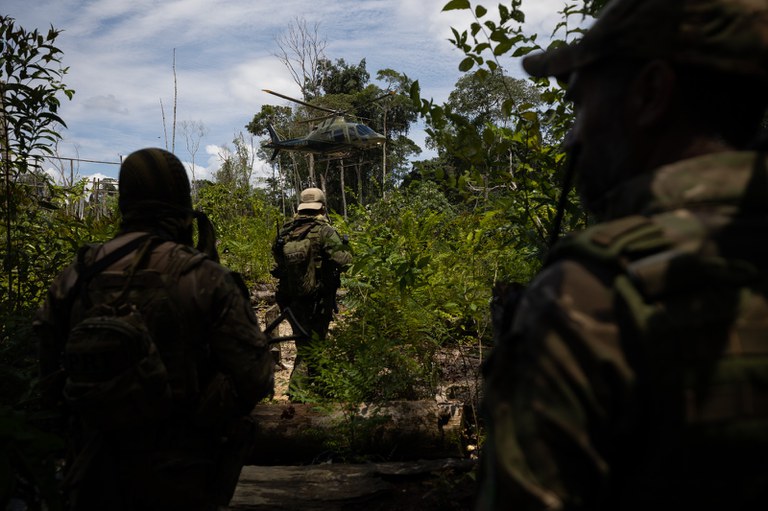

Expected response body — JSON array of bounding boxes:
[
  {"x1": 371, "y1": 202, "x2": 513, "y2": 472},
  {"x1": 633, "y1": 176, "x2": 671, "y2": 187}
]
[{"x1": 284, "y1": 297, "x2": 333, "y2": 400}]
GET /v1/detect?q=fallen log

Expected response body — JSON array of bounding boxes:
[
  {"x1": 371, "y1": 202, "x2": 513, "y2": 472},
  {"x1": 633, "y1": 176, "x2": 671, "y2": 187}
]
[{"x1": 248, "y1": 400, "x2": 465, "y2": 464}]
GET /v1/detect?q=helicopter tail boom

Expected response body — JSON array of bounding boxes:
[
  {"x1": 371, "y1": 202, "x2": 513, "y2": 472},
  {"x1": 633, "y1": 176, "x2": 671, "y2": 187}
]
[{"x1": 267, "y1": 124, "x2": 281, "y2": 161}]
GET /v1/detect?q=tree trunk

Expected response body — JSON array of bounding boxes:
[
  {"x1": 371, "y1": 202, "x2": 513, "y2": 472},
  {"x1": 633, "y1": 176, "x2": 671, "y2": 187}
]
[
  {"x1": 339, "y1": 158, "x2": 347, "y2": 220},
  {"x1": 381, "y1": 108, "x2": 388, "y2": 198},
  {"x1": 308, "y1": 153, "x2": 315, "y2": 186},
  {"x1": 248, "y1": 401, "x2": 465, "y2": 465},
  {"x1": 291, "y1": 154, "x2": 301, "y2": 213},
  {"x1": 355, "y1": 157, "x2": 363, "y2": 206},
  {"x1": 1, "y1": 85, "x2": 13, "y2": 307}
]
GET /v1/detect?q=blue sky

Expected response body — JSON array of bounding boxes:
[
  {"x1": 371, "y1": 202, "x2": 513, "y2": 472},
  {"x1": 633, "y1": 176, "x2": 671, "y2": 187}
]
[{"x1": 4, "y1": 0, "x2": 567, "y2": 183}]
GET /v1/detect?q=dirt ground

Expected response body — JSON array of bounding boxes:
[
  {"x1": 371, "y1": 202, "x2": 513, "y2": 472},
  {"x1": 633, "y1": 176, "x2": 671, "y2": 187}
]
[
  {"x1": 256, "y1": 305, "x2": 296, "y2": 401},
  {"x1": 256, "y1": 303, "x2": 484, "y2": 412},
  {"x1": 248, "y1": 299, "x2": 482, "y2": 510},
  {"x1": 271, "y1": 339, "x2": 295, "y2": 401}
]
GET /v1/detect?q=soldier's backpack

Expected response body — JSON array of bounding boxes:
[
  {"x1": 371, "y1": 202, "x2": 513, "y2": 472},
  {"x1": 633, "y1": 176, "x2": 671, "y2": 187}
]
[
  {"x1": 276, "y1": 220, "x2": 322, "y2": 297},
  {"x1": 62, "y1": 234, "x2": 196, "y2": 430}
]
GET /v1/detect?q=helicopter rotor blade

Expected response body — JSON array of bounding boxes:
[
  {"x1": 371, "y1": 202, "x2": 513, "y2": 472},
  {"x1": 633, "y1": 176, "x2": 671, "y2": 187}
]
[
  {"x1": 371, "y1": 90, "x2": 397, "y2": 103},
  {"x1": 302, "y1": 113, "x2": 337, "y2": 124},
  {"x1": 262, "y1": 89, "x2": 338, "y2": 114}
]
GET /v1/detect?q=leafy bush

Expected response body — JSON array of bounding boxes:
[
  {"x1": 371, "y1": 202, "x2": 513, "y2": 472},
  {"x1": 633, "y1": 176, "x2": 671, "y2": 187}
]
[
  {"x1": 1, "y1": 178, "x2": 119, "y2": 407},
  {"x1": 195, "y1": 182, "x2": 281, "y2": 286},
  {"x1": 306, "y1": 181, "x2": 539, "y2": 402}
]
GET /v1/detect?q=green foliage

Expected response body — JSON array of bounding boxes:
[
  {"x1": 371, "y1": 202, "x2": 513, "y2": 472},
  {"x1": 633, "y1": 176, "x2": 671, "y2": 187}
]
[
  {"x1": 409, "y1": 0, "x2": 596, "y2": 251},
  {"x1": 245, "y1": 104, "x2": 293, "y2": 139},
  {"x1": 2, "y1": 178, "x2": 119, "y2": 407},
  {"x1": 0, "y1": 406, "x2": 65, "y2": 510},
  {"x1": 302, "y1": 0, "x2": 605, "y2": 409},
  {"x1": 195, "y1": 181, "x2": 280, "y2": 286},
  {"x1": 0, "y1": 18, "x2": 88, "y2": 414},
  {"x1": 446, "y1": 69, "x2": 540, "y2": 129},
  {"x1": 0, "y1": 178, "x2": 116, "y2": 509},
  {"x1": 2, "y1": 15, "x2": 75, "y2": 313},
  {"x1": 314, "y1": 58, "x2": 370, "y2": 97},
  {"x1": 0, "y1": 16, "x2": 74, "y2": 159},
  {"x1": 306, "y1": 182, "x2": 539, "y2": 403}
]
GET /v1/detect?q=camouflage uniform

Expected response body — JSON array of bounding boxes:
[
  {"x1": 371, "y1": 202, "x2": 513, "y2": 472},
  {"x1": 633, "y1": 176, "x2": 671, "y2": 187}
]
[
  {"x1": 480, "y1": 152, "x2": 768, "y2": 509},
  {"x1": 274, "y1": 208, "x2": 352, "y2": 397},
  {"x1": 479, "y1": 1, "x2": 768, "y2": 510},
  {"x1": 35, "y1": 149, "x2": 274, "y2": 511}
]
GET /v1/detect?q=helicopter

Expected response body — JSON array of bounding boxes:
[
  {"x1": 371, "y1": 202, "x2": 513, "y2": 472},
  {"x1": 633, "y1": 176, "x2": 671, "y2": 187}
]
[{"x1": 261, "y1": 89, "x2": 391, "y2": 161}]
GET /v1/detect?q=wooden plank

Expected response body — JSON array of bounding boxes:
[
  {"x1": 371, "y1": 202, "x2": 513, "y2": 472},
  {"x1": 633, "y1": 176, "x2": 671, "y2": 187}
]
[{"x1": 230, "y1": 459, "x2": 476, "y2": 510}]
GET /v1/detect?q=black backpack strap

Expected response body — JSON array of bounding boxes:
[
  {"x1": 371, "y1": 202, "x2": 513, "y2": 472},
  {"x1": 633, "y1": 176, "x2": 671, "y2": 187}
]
[
  {"x1": 76, "y1": 234, "x2": 154, "y2": 282},
  {"x1": 74, "y1": 234, "x2": 157, "y2": 307}
]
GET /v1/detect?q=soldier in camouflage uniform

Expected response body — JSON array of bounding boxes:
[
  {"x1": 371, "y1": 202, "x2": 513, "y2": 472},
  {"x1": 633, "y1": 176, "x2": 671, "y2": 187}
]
[
  {"x1": 479, "y1": 1, "x2": 768, "y2": 509},
  {"x1": 272, "y1": 187, "x2": 352, "y2": 399},
  {"x1": 35, "y1": 148, "x2": 274, "y2": 511}
]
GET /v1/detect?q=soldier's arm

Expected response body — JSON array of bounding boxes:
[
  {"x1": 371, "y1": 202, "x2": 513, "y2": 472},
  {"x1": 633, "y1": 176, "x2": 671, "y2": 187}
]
[
  {"x1": 319, "y1": 225, "x2": 352, "y2": 269},
  {"x1": 34, "y1": 264, "x2": 79, "y2": 408},
  {"x1": 205, "y1": 267, "x2": 274, "y2": 412},
  {"x1": 478, "y1": 260, "x2": 635, "y2": 511}
]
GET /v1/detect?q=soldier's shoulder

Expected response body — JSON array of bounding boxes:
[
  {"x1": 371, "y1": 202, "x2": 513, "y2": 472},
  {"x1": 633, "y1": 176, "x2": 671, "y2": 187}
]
[
  {"x1": 42, "y1": 259, "x2": 81, "y2": 305},
  {"x1": 165, "y1": 243, "x2": 211, "y2": 274},
  {"x1": 550, "y1": 212, "x2": 706, "y2": 268}
]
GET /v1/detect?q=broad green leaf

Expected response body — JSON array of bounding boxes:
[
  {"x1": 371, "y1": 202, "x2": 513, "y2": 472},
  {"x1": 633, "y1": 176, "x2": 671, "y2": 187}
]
[
  {"x1": 442, "y1": 0, "x2": 471, "y2": 11},
  {"x1": 458, "y1": 57, "x2": 475, "y2": 72}
]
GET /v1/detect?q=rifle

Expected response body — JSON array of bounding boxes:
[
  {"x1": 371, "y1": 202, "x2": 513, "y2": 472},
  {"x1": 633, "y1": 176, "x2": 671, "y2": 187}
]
[{"x1": 263, "y1": 306, "x2": 310, "y2": 344}]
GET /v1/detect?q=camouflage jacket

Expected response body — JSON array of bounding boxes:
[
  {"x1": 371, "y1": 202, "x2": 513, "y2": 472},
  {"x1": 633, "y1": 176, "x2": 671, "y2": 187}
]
[
  {"x1": 35, "y1": 232, "x2": 274, "y2": 423},
  {"x1": 479, "y1": 151, "x2": 768, "y2": 510}
]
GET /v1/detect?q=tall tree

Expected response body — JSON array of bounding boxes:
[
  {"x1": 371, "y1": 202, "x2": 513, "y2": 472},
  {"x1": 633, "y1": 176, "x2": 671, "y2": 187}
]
[
  {"x1": 273, "y1": 17, "x2": 330, "y2": 183},
  {"x1": 408, "y1": 0, "x2": 602, "y2": 253},
  {"x1": 253, "y1": 51, "x2": 420, "y2": 210},
  {"x1": 309, "y1": 60, "x2": 420, "y2": 204},
  {"x1": 374, "y1": 69, "x2": 419, "y2": 193},
  {"x1": 316, "y1": 58, "x2": 369, "y2": 96},
  {"x1": 446, "y1": 70, "x2": 540, "y2": 129},
  {"x1": 1, "y1": 15, "x2": 73, "y2": 311},
  {"x1": 273, "y1": 17, "x2": 328, "y2": 100},
  {"x1": 180, "y1": 119, "x2": 208, "y2": 203},
  {"x1": 216, "y1": 132, "x2": 257, "y2": 191}
]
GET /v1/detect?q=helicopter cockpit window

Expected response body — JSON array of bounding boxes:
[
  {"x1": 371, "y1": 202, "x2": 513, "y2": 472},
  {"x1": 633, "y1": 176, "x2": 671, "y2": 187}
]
[
  {"x1": 356, "y1": 124, "x2": 375, "y2": 136},
  {"x1": 332, "y1": 129, "x2": 345, "y2": 142}
]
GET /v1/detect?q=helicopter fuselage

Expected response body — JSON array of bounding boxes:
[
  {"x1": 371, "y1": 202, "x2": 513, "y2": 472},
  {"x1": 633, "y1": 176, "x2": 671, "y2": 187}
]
[
  {"x1": 264, "y1": 117, "x2": 385, "y2": 160},
  {"x1": 261, "y1": 88, "x2": 393, "y2": 161}
]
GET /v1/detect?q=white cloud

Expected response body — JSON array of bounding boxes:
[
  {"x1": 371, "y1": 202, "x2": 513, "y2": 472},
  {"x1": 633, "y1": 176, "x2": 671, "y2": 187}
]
[
  {"x1": 4, "y1": 0, "x2": 568, "y2": 178},
  {"x1": 83, "y1": 94, "x2": 129, "y2": 115},
  {"x1": 229, "y1": 57, "x2": 299, "y2": 110}
]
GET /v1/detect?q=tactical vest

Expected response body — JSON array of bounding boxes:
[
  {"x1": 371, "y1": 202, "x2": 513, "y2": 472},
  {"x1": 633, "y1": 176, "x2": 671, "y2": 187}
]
[
  {"x1": 275, "y1": 219, "x2": 325, "y2": 297},
  {"x1": 549, "y1": 212, "x2": 768, "y2": 506}
]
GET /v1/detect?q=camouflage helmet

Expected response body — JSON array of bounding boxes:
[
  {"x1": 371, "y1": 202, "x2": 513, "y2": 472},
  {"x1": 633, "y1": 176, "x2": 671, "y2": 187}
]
[
  {"x1": 523, "y1": 0, "x2": 768, "y2": 79},
  {"x1": 298, "y1": 187, "x2": 326, "y2": 211}
]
